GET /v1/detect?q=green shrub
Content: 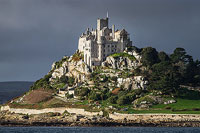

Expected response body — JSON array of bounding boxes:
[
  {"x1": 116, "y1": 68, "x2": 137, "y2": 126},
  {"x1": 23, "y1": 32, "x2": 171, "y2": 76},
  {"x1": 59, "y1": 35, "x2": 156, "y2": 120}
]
[
  {"x1": 102, "y1": 109, "x2": 109, "y2": 117},
  {"x1": 60, "y1": 75, "x2": 68, "y2": 83},
  {"x1": 55, "y1": 56, "x2": 69, "y2": 68},
  {"x1": 72, "y1": 51, "x2": 84, "y2": 61},
  {"x1": 117, "y1": 95, "x2": 130, "y2": 105},
  {"x1": 111, "y1": 76, "x2": 118, "y2": 82},
  {"x1": 134, "y1": 95, "x2": 156, "y2": 106},
  {"x1": 68, "y1": 77, "x2": 75, "y2": 87},
  {"x1": 74, "y1": 87, "x2": 90, "y2": 97},
  {"x1": 88, "y1": 91, "x2": 101, "y2": 101},
  {"x1": 192, "y1": 108, "x2": 200, "y2": 111},
  {"x1": 108, "y1": 96, "x2": 118, "y2": 104},
  {"x1": 164, "y1": 106, "x2": 172, "y2": 110},
  {"x1": 65, "y1": 93, "x2": 73, "y2": 99},
  {"x1": 30, "y1": 74, "x2": 52, "y2": 90}
]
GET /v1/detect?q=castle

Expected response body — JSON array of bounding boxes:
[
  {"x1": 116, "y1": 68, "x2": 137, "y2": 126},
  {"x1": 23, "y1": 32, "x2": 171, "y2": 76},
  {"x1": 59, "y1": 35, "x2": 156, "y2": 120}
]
[{"x1": 78, "y1": 14, "x2": 132, "y2": 67}]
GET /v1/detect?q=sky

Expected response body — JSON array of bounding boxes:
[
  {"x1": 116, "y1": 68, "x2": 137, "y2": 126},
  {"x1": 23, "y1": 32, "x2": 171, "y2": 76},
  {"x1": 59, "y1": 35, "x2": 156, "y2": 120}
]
[{"x1": 0, "y1": 0, "x2": 200, "y2": 82}]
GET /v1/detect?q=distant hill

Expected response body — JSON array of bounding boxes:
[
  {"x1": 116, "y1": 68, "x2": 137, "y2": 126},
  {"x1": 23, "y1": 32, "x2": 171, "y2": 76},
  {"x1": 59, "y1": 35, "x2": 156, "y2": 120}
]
[{"x1": 0, "y1": 81, "x2": 33, "y2": 104}]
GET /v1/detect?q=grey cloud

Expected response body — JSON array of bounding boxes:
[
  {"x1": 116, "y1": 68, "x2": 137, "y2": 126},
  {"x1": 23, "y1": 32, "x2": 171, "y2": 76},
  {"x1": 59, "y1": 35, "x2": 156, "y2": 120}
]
[{"x1": 0, "y1": 0, "x2": 200, "y2": 81}]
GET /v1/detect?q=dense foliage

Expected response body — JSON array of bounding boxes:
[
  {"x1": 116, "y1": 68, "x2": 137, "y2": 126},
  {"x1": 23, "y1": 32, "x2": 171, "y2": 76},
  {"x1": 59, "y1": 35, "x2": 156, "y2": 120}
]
[
  {"x1": 30, "y1": 74, "x2": 52, "y2": 90},
  {"x1": 141, "y1": 47, "x2": 200, "y2": 95}
]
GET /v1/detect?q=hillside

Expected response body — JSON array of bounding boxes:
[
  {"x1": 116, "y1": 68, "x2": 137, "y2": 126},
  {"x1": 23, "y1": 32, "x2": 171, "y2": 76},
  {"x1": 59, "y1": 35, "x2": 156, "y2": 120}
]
[
  {"x1": 4, "y1": 46, "x2": 200, "y2": 114},
  {"x1": 0, "y1": 82, "x2": 33, "y2": 104}
]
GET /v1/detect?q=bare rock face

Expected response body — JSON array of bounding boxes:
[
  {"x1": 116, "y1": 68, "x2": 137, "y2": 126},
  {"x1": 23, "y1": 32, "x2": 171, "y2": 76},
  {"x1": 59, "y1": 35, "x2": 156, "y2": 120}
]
[
  {"x1": 49, "y1": 53, "x2": 91, "y2": 84},
  {"x1": 127, "y1": 50, "x2": 142, "y2": 60},
  {"x1": 102, "y1": 50, "x2": 142, "y2": 70},
  {"x1": 132, "y1": 76, "x2": 148, "y2": 90},
  {"x1": 164, "y1": 99, "x2": 176, "y2": 104},
  {"x1": 117, "y1": 76, "x2": 148, "y2": 90},
  {"x1": 48, "y1": 49, "x2": 148, "y2": 93},
  {"x1": 103, "y1": 56, "x2": 142, "y2": 70}
]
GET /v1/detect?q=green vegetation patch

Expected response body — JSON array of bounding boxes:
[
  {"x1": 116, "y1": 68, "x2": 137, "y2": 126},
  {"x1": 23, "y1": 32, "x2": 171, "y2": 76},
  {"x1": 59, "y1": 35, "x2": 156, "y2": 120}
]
[
  {"x1": 30, "y1": 74, "x2": 53, "y2": 90},
  {"x1": 72, "y1": 52, "x2": 84, "y2": 62},
  {"x1": 54, "y1": 56, "x2": 69, "y2": 68},
  {"x1": 111, "y1": 52, "x2": 136, "y2": 61}
]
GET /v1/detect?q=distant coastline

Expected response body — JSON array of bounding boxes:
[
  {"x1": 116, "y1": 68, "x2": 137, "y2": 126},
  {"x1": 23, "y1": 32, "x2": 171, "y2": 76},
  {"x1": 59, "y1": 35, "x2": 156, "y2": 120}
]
[{"x1": 0, "y1": 81, "x2": 34, "y2": 104}]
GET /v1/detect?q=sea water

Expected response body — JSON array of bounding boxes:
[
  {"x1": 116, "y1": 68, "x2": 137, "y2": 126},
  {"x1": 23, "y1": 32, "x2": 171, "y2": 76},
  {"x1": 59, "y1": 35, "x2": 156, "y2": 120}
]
[{"x1": 1, "y1": 127, "x2": 200, "y2": 133}]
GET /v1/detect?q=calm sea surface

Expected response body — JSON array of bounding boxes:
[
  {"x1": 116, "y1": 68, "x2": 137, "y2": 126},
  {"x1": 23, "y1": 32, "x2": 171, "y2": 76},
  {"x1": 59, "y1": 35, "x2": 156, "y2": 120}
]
[{"x1": 1, "y1": 127, "x2": 200, "y2": 133}]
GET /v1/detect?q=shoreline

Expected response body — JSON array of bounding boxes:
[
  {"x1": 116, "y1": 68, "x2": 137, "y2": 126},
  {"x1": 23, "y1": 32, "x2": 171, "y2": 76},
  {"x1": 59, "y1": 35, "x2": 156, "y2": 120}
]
[
  {"x1": 1, "y1": 105, "x2": 200, "y2": 127},
  {"x1": 1, "y1": 120, "x2": 200, "y2": 127},
  {"x1": 1, "y1": 111, "x2": 200, "y2": 127}
]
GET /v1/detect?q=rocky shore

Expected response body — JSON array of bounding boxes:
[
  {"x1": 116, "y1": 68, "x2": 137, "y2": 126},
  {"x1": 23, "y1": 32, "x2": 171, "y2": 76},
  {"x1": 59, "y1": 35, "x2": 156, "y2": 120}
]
[{"x1": 1, "y1": 110, "x2": 200, "y2": 127}]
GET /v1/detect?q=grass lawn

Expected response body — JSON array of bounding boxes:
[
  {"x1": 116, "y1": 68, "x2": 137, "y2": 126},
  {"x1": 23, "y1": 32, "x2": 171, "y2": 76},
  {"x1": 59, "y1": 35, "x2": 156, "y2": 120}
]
[
  {"x1": 99, "y1": 98, "x2": 200, "y2": 114},
  {"x1": 152, "y1": 98, "x2": 200, "y2": 110},
  {"x1": 127, "y1": 98, "x2": 200, "y2": 114}
]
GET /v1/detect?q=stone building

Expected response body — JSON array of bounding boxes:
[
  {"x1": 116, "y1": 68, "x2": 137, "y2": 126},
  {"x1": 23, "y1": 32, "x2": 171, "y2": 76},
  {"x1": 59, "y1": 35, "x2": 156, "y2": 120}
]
[{"x1": 78, "y1": 14, "x2": 132, "y2": 67}]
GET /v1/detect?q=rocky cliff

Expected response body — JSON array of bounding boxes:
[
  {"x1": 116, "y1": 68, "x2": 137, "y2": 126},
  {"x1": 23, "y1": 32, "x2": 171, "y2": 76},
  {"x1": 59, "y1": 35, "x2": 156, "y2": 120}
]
[{"x1": 48, "y1": 48, "x2": 148, "y2": 91}]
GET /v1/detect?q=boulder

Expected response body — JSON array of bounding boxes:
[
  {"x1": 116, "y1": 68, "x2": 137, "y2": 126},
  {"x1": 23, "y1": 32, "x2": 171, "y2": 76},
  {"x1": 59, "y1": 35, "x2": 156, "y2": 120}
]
[{"x1": 164, "y1": 99, "x2": 176, "y2": 104}]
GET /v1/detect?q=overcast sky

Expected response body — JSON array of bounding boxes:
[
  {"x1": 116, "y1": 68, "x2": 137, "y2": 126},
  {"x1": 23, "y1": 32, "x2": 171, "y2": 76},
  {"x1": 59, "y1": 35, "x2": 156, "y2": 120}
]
[{"x1": 0, "y1": 0, "x2": 200, "y2": 82}]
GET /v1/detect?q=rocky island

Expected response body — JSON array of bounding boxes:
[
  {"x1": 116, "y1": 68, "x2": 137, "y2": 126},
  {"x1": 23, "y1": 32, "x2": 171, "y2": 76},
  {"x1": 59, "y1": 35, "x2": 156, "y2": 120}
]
[{"x1": 1, "y1": 15, "x2": 200, "y2": 127}]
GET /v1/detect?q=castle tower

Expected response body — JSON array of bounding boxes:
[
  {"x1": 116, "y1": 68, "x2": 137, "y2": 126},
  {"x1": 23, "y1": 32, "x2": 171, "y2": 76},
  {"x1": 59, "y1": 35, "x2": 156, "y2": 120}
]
[
  {"x1": 78, "y1": 15, "x2": 132, "y2": 67},
  {"x1": 97, "y1": 18, "x2": 108, "y2": 30}
]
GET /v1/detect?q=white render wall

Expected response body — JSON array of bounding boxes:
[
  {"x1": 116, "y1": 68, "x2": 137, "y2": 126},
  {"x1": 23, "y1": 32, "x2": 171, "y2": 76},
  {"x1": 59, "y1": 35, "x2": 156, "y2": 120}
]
[
  {"x1": 78, "y1": 17, "x2": 132, "y2": 67},
  {"x1": 1, "y1": 106, "x2": 103, "y2": 116}
]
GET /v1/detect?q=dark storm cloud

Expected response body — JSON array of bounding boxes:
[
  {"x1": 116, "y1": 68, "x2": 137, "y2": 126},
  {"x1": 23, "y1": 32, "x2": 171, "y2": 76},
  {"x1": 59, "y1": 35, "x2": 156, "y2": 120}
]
[{"x1": 0, "y1": 0, "x2": 200, "y2": 81}]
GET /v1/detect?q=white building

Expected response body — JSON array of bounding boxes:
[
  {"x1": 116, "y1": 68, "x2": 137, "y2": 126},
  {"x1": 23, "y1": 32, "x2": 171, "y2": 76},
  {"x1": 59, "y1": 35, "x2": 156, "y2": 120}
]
[{"x1": 78, "y1": 14, "x2": 132, "y2": 67}]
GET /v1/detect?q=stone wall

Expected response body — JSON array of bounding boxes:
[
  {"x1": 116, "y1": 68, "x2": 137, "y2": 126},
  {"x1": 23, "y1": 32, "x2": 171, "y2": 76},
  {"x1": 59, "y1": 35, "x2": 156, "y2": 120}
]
[
  {"x1": 0, "y1": 106, "x2": 103, "y2": 116},
  {"x1": 2, "y1": 106, "x2": 200, "y2": 122},
  {"x1": 109, "y1": 112, "x2": 200, "y2": 121}
]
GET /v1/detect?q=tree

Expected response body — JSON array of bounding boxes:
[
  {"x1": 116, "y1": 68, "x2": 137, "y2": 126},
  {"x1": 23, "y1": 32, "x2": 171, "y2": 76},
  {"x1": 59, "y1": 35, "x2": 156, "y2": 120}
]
[
  {"x1": 170, "y1": 48, "x2": 195, "y2": 84},
  {"x1": 148, "y1": 61, "x2": 181, "y2": 95},
  {"x1": 141, "y1": 47, "x2": 159, "y2": 67},
  {"x1": 158, "y1": 51, "x2": 169, "y2": 62},
  {"x1": 170, "y1": 48, "x2": 192, "y2": 64}
]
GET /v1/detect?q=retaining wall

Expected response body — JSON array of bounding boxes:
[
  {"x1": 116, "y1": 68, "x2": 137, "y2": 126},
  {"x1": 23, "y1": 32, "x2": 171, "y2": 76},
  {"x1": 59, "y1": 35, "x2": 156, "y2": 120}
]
[{"x1": 0, "y1": 106, "x2": 102, "y2": 116}]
